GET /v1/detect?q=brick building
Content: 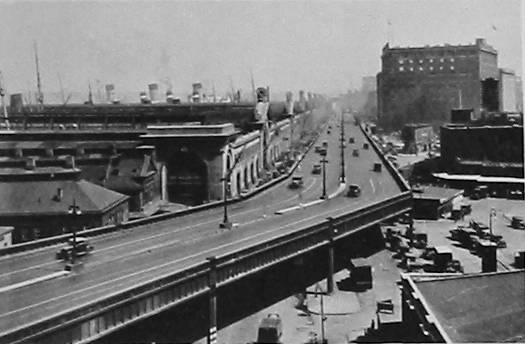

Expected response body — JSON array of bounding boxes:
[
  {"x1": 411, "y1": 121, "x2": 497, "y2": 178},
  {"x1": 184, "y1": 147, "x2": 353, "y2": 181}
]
[{"x1": 377, "y1": 38, "x2": 499, "y2": 130}]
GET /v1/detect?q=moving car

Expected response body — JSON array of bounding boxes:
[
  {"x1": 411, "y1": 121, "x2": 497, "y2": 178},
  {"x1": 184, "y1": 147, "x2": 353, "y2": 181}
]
[
  {"x1": 311, "y1": 164, "x2": 321, "y2": 174},
  {"x1": 352, "y1": 149, "x2": 359, "y2": 157},
  {"x1": 288, "y1": 175, "x2": 304, "y2": 189},
  {"x1": 56, "y1": 237, "x2": 94, "y2": 260},
  {"x1": 346, "y1": 184, "x2": 361, "y2": 197}
]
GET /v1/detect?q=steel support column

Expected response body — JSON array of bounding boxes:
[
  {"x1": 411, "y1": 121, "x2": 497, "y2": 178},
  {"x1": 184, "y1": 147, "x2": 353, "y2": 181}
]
[
  {"x1": 326, "y1": 217, "x2": 335, "y2": 295},
  {"x1": 206, "y1": 256, "x2": 218, "y2": 344}
]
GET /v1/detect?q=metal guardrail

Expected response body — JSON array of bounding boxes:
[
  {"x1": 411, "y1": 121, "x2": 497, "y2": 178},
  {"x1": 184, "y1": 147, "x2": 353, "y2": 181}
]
[
  {"x1": 1, "y1": 190, "x2": 412, "y2": 344},
  {"x1": 359, "y1": 122, "x2": 411, "y2": 192}
]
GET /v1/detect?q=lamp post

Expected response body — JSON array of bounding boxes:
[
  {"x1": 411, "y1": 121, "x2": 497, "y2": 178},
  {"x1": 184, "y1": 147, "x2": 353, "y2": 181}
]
[
  {"x1": 489, "y1": 207, "x2": 496, "y2": 236},
  {"x1": 220, "y1": 176, "x2": 232, "y2": 229},
  {"x1": 68, "y1": 199, "x2": 81, "y2": 265},
  {"x1": 320, "y1": 150, "x2": 328, "y2": 200},
  {"x1": 340, "y1": 111, "x2": 345, "y2": 183}
]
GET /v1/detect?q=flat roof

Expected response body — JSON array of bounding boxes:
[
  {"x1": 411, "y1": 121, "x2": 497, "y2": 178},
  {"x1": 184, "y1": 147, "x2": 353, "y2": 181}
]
[
  {"x1": 433, "y1": 173, "x2": 525, "y2": 184},
  {"x1": 412, "y1": 186, "x2": 463, "y2": 203},
  {"x1": 410, "y1": 270, "x2": 525, "y2": 343}
]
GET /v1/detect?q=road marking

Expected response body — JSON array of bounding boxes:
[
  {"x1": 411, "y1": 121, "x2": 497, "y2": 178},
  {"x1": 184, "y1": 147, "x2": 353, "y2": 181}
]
[
  {"x1": 369, "y1": 178, "x2": 376, "y2": 193},
  {"x1": 0, "y1": 201, "x2": 358, "y2": 319},
  {"x1": 0, "y1": 271, "x2": 69, "y2": 294}
]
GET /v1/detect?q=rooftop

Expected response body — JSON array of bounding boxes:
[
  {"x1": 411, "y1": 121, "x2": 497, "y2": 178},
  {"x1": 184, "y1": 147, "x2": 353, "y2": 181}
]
[
  {"x1": 0, "y1": 180, "x2": 128, "y2": 216},
  {"x1": 412, "y1": 185, "x2": 463, "y2": 202},
  {"x1": 410, "y1": 270, "x2": 525, "y2": 343}
]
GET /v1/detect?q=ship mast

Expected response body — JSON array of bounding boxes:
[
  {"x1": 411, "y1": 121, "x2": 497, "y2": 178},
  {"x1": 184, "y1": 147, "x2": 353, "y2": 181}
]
[
  {"x1": 34, "y1": 41, "x2": 44, "y2": 105},
  {"x1": 0, "y1": 71, "x2": 9, "y2": 129}
]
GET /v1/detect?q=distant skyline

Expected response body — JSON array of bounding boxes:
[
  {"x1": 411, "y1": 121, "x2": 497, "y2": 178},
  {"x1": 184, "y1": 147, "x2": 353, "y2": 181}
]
[{"x1": 0, "y1": 0, "x2": 522, "y2": 102}]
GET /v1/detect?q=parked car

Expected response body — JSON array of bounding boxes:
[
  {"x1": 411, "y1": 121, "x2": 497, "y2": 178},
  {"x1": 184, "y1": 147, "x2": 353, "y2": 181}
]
[
  {"x1": 56, "y1": 237, "x2": 94, "y2": 260},
  {"x1": 346, "y1": 184, "x2": 361, "y2": 197},
  {"x1": 352, "y1": 149, "x2": 359, "y2": 157},
  {"x1": 311, "y1": 164, "x2": 322, "y2": 174}
]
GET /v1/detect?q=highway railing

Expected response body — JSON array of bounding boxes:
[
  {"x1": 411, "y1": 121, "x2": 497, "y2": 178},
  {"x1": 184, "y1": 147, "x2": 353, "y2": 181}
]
[
  {"x1": 1, "y1": 188, "x2": 412, "y2": 344},
  {"x1": 0, "y1": 114, "x2": 324, "y2": 257},
  {"x1": 359, "y1": 122, "x2": 411, "y2": 193}
]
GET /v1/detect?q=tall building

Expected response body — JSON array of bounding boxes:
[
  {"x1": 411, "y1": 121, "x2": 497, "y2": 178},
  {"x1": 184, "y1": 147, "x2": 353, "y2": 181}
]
[{"x1": 377, "y1": 38, "x2": 499, "y2": 130}]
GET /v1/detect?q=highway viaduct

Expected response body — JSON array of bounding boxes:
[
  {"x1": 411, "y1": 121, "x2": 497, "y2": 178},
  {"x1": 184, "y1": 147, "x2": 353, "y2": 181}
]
[{"x1": 0, "y1": 111, "x2": 412, "y2": 344}]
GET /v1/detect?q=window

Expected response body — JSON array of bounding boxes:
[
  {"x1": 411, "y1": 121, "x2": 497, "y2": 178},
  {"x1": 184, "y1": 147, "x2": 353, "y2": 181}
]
[
  {"x1": 439, "y1": 66, "x2": 444, "y2": 71},
  {"x1": 408, "y1": 59, "x2": 413, "y2": 63},
  {"x1": 409, "y1": 67, "x2": 414, "y2": 71},
  {"x1": 398, "y1": 59, "x2": 404, "y2": 64},
  {"x1": 440, "y1": 58, "x2": 444, "y2": 63},
  {"x1": 419, "y1": 66, "x2": 423, "y2": 71},
  {"x1": 450, "y1": 58, "x2": 455, "y2": 62},
  {"x1": 419, "y1": 59, "x2": 423, "y2": 63},
  {"x1": 399, "y1": 66, "x2": 404, "y2": 71},
  {"x1": 450, "y1": 65, "x2": 455, "y2": 71},
  {"x1": 429, "y1": 66, "x2": 434, "y2": 71},
  {"x1": 429, "y1": 58, "x2": 434, "y2": 63}
]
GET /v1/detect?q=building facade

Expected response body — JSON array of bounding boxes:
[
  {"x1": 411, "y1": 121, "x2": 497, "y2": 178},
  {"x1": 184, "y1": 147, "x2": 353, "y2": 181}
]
[{"x1": 377, "y1": 38, "x2": 499, "y2": 130}]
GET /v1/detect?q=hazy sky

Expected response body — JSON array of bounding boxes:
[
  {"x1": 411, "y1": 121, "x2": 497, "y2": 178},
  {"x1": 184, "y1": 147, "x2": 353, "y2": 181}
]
[{"x1": 0, "y1": 0, "x2": 522, "y2": 101}]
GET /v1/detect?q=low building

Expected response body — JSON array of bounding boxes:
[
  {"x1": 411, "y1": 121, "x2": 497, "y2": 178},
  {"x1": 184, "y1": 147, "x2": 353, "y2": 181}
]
[
  {"x1": 399, "y1": 270, "x2": 525, "y2": 342},
  {"x1": 0, "y1": 169, "x2": 129, "y2": 244},
  {"x1": 412, "y1": 185, "x2": 463, "y2": 220},
  {"x1": 401, "y1": 124, "x2": 434, "y2": 154}
]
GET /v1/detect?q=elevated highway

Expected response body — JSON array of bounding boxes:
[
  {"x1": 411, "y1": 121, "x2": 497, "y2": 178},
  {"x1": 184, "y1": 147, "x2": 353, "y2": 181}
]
[{"x1": 0, "y1": 114, "x2": 412, "y2": 343}]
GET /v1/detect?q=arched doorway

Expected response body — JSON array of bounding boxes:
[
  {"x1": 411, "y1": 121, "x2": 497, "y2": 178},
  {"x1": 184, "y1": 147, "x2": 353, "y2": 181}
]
[{"x1": 167, "y1": 150, "x2": 208, "y2": 205}]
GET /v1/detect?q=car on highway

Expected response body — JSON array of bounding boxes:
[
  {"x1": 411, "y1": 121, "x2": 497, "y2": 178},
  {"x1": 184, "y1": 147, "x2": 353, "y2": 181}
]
[
  {"x1": 56, "y1": 237, "x2": 94, "y2": 260},
  {"x1": 352, "y1": 149, "x2": 359, "y2": 157},
  {"x1": 314, "y1": 145, "x2": 321, "y2": 153},
  {"x1": 311, "y1": 164, "x2": 321, "y2": 174},
  {"x1": 288, "y1": 175, "x2": 304, "y2": 189},
  {"x1": 349, "y1": 137, "x2": 355, "y2": 143},
  {"x1": 346, "y1": 184, "x2": 361, "y2": 197}
]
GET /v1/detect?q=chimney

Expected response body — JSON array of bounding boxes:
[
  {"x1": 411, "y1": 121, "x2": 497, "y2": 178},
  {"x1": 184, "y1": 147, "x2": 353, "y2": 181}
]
[
  {"x1": 480, "y1": 241, "x2": 497, "y2": 272},
  {"x1": 148, "y1": 83, "x2": 159, "y2": 103},
  {"x1": 25, "y1": 157, "x2": 36, "y2": 170},
  {"x1": 65, "y1": 155, "x2": 75, "y2": 169},
  {"x1": 54, "y1": 187, "x2": 63, "y2": 202}
]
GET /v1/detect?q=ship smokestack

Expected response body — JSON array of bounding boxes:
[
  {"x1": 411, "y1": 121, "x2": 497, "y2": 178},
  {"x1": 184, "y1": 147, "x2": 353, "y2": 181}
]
[
  {"x1": 285, "y1": 91, "x2": 294, "y2": 115},
  {"x1": 148, "y1": 83, "x2": 159, "y2": 103},
  {"x1": 105, "y1": 84, "x2": 115, "y2": 103}
]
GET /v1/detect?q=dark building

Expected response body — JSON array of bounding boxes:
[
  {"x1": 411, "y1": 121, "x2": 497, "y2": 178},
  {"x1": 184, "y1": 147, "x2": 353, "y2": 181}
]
[
  {"x1": 377, "y1": 38, "x2": 499, "y2": 130},
  {"x1": 440, "y1": 112, "x2": 523, "y2": 178},
  {"x1": 0, "y1": 168, "x2": 129, "y2": 244}
]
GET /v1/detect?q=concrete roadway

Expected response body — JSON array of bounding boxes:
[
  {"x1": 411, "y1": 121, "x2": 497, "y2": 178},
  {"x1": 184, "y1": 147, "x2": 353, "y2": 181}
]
[{"x1": 0, "y1": 114, "x2": 402, "y2": 336}]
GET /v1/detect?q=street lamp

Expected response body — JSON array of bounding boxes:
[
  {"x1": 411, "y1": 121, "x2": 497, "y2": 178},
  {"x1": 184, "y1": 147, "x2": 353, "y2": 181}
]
[
  {"x1": 320, "y1": 149, "x2": 328, "y2": 199},
  {"x1": 68, "y1": 198, "x2": 81, "y2": 265},
  {"x1": 340, "y1": 111, "x2": 346, "y2": 183},
  {"x1": 489, "y1": 207, "x2": 496, "y2": 236},
  {"x1": 220, "y1": 176, "x2": 232, "y2": 229}
]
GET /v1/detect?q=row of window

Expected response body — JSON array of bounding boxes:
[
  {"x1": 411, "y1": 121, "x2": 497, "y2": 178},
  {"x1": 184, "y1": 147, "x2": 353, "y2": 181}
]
[
  {"x1": 399, "y1": 57, "x2": 455, "y2": 64},
  {"x1": 398, "y1": 65, "x2": 455, "y2": 72}
]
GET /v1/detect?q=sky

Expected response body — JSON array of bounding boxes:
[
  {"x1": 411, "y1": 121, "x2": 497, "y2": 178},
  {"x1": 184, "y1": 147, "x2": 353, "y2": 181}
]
[{"x1": 0, "y1": 0, "x2": 522, "y2": 102}]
